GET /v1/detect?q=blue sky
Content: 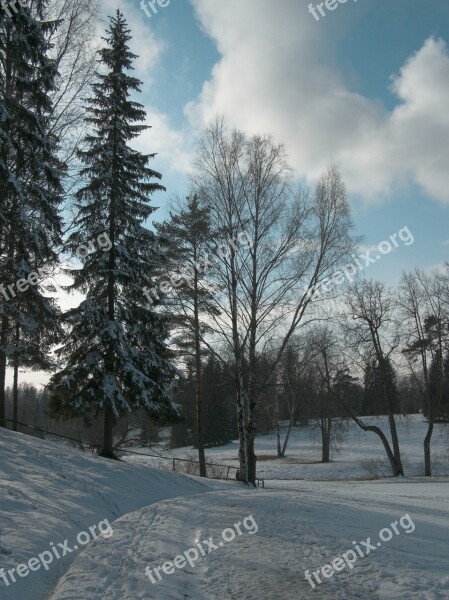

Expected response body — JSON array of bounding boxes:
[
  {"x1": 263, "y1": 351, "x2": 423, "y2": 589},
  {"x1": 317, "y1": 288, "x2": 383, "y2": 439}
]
[
  {"x1": 9, "y1": 0, "x2": 449, "y2": 387},
  {"x1": 104, "y1": 0, "x2": 449, "y2": 287}
]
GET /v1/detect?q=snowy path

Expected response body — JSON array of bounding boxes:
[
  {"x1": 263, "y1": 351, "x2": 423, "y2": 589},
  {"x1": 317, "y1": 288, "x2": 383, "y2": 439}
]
[
  {"x1": 2, "y1": 428, "x2": 448, "y2": 599},
  {"x1": 49, "y1": 481, "x2": 449, "y2": 600},
  {"x1": 0, "y1": 429, "x2": 215, "y2": 600}
]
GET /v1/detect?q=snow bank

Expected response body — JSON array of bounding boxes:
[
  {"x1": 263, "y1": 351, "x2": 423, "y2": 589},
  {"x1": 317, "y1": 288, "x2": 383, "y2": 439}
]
[{"x1": 0, "y1": 428, "x2": 214, "y2": 600}]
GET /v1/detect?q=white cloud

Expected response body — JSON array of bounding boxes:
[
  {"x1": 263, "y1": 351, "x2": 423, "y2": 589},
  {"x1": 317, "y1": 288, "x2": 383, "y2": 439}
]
[
  {"x1": 188, "y1": 0, "x2": 449, "y2": 204},
  {"x1": 387, "y1": 38, "x2": 449, "y2": 204},
  {"x1": 136, "y1": 108, "x2": 193, "y2": 176},
  {"x1": 97, "y1": 0, "x2": 164, "y2": 88}
]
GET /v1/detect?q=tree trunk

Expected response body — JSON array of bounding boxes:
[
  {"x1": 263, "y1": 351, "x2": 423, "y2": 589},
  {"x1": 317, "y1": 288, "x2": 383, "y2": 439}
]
[
  {"x1": 244, "y1": 216, "x2": 259, "y2": 487},
  {"x1": 236, "y1": 378, "x2": 248, "y2": 482},
  {"x1": 335, "y1": 393, "x2": 400, "y2": 476},
  {"x1": 377, "y1": 350, "x2": 404, "y2": 476},
  {"x1": 0, "y1": 23, "x2": 12, "y2": 429},
  {"x1": 195, "y1": 335, "x2": 207, "y2": 477},
  {"x1": 246, "y1": 423, "x2": 257, "y2": 485},
  {"x1": 245, "y1": 402, "x2": 258, "y2": 485},
  {"x1": 12, "y1": 357, "x2": 18, "y2": 432},
  {"x1": 351, "y1": 415, "x2": 399, "y2": 475},
  {"x1": 386, "y1": 409, "x2": 403, "y2": 476},
  {"x1": 362, "y1": 424, "x2": 398, "y2": 474},
  {"x1": 321, "y1": 417, "x2": 331, "y2": 463},
  {"x1": 12, "y1": 320, "x2": 20, "y2": 432},
  {"x1": 100, "y1": 404, "x2": 116, "y2": 459},
  {"x1": 280, "y1": 419, "x2": 293, "y2": 457},
  {"x1": 274, "y1": 391, "x2": 283, "y2": 457},
  {"x1": 244, "y1": 378, "x2": 258, "y2": 484},
  {"x1": 0, "y1": 316, "x2": 7, "y2": 428},
  {"x1": 424, "y1": 419, "x2": 433, "y2": 477},
  {"x1": 100, "y1": 153, "x2": 117, "y2": 460},
  {"x1": 195, "y1": 373, "x2": 206, "y2": 477},
  {"x1": 229, "y1": 239, "x2": 248, "y2": 483},
  {"x1": 372, "y1": 424, "x2": 399, "y2": 476},
  {"x1": 194, "y1": 275, "x2": 206, "y2": 477}
]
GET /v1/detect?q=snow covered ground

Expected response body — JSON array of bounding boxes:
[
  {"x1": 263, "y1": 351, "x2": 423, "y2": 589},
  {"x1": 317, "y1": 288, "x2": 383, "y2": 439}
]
[
  {"x1": 0, "y1": 429, "x2": 214, "y2": 600},
  {"x1": 1, "y1": 416, "x2": 449, "y2": 599},
  {"x1": 123, "y1": 414, "x2": 449, "y2": 482},
  {"x1": 48, "y1": 479, "x2": 449, "y2": 600}
]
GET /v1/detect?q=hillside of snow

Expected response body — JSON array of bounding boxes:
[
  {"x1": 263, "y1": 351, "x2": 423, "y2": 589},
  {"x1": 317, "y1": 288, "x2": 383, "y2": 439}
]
[
  {"x1": 0, "y1": 429, "x2": 215, "y2": 600},
  {"x1": 1, "y1": 421, "x2": 449, "y2": 599}
]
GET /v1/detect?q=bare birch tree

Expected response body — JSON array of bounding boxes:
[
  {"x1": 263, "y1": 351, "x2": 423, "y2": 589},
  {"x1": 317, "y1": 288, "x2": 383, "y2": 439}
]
[
  {"x1": 192, "y1": 118, "x2": 356, "y2": 484},
  {"x1": 44, "y1": 0, "x2": 100, "y2": 175}
]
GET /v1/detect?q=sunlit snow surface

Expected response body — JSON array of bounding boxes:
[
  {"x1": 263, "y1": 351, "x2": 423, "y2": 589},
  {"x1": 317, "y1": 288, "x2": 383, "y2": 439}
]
[{"x1": 1, "y1": 416, "x2": 448, "y2": 599}]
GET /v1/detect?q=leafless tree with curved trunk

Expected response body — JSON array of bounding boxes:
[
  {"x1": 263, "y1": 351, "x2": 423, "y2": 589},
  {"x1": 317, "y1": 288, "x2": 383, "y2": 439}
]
[
  {"x1": 345, "y1": 280, "x2": 404, "y2": 476},
  {"x1": 274, "y1": 338, "x2": 317, "y2": 458},
  {"x1": 399, "y1": 269, "x2": 449, "y2": 476},
  {"x1": 192, "y1": 118, "x2": 356, "y2": 484}
]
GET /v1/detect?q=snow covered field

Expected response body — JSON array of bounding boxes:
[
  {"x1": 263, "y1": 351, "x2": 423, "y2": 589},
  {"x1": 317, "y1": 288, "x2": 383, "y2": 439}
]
[
  {"x1": 123, "y1": 414, "x2": 449, "y2": 483},
  {"x1": 1, "y1": 417, "x2": 448, "y2": 599}
]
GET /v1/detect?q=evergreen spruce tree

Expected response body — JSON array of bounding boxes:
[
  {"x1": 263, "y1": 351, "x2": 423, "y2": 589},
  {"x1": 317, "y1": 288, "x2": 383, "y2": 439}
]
[
  {"x1": 422, "y1": 315, "x2": 448, "y2": 420},
  {"x1": 0, "y1": 3, "x2": 64, "y2": 427},
  {"x1": 170, "y1": 360, "x2": 195, "y2": 449},
  {"x1": 202, "y1": 355, "x2": 234, "y2": 446},
  {"x1": 362, "y1": 360, "x2": 380, "y2": 416},
  {"x1": 332, "y1": 367, "x2": 363, "y2": 416},
  {"x1": 363, "y1": 358, "x2": 399, "y2": 416},
  {"x1": 48, "y1": 11, "x2": 178, "y2": 458}
]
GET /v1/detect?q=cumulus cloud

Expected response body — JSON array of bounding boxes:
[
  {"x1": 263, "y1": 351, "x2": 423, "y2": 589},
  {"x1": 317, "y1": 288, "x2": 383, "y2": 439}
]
[
  {"x1": 98, "y1": 0, "x2": 164, "y2": 87},
  {"x1": 135, "y1": 108, "x2": 193, "y2": 175},
  {"x1": 188, "y1": 0, "x2": 449, "y2": 204},
  {"x1": 387, "y1": 38, "x2": 449, "y2": 204}
]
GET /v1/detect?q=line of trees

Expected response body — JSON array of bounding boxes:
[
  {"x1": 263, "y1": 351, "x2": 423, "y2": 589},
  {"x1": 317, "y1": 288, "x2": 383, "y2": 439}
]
[
  {"x1": 0, "y1": 7, "x2": 181, "y2": 458},
  {"x1": 1, "y1": 6, "x2": 448, "y2": 483},
  {"x1": 170, "y1": 273, "x2": 448, "y2": 479}
]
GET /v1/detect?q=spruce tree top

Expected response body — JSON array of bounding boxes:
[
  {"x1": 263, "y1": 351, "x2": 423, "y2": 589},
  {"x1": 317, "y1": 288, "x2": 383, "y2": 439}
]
[{"x1": 48, "y1": 11, "x2": 178, "y2": 424}]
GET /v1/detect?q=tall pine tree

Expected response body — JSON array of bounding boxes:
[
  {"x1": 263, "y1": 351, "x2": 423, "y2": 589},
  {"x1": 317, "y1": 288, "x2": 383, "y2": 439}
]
[
  {"x1": 48, "y1": 11, "x2": 178, "y2": 457},
  {"x1": 0, "y1": 2, "x2": 64, "y2": 428}
]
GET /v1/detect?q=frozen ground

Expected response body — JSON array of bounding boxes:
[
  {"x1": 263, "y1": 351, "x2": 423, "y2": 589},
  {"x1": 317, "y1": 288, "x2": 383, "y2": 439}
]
[
  {"x1": 123, "y1": 414, "x2": 449, "y2": 482},
  {"x1": 0, "y1": 416, "x2": 448, "y2": 599},
  {"x1": 0, "y1": 429, "x2": 214, "y2": 600},
  {"x1": 48, "y1": 479, "x2": 449, "y2": 600}
]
